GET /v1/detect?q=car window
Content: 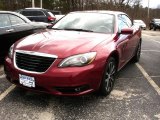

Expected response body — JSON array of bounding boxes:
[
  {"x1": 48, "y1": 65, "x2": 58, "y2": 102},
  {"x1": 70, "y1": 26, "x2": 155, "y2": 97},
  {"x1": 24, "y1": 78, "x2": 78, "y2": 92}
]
[
  {"x1": 48, "y1": 12, "x2": 55, "y2": 17},
  {"x1": 118, "y1": 15, "x2": 129, "y2": 30},
  {"x1": 9, "y1": 14, "x2": 25, "y2": 25},
  {"x1": 21, "y1": 10, "x2": 45, "y2": 16},
  {"x1": 53, "y1": 13, "x2": 115, "y2": 34},
  {"x1": 0, "y1": 14, "x2": 11, "y2": 28},
  {"x1": 121, "y1": 15, "x2": 132, "y2": 27}
]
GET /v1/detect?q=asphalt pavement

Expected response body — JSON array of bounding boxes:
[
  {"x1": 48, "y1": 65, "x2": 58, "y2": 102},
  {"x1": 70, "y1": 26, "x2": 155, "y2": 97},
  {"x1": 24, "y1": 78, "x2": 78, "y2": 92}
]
[{"x1": 0, "y1": 30, "x2": 160, "y2": 120}]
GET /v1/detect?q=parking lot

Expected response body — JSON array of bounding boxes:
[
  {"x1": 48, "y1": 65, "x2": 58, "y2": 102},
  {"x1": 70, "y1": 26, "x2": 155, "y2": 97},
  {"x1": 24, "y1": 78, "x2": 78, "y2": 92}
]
[{"x1": 0, "y1": 30, "x2": 160, "y2": 120}]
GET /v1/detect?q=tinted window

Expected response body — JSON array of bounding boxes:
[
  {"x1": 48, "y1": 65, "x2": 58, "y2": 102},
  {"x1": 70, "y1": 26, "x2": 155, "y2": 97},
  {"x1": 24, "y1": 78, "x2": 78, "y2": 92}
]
[
  {"x1": 53, "y1": 13, "x2": 114, "y2": 33},
  {"x1": 9, "y1": 14, "x2": 25, "y2": 25},
  {"x1": 21, "y1": 10, "x2": 45, "y2": 16},
  {"x1": 0, "y1": 14, "x2": 11, "y2": 27}
]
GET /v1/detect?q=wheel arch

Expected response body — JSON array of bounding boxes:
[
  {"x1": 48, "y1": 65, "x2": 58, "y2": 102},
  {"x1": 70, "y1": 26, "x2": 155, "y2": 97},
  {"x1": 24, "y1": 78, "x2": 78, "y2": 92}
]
[{"x1": 108, "y1": 50, "x2": 119, "y2": 70}]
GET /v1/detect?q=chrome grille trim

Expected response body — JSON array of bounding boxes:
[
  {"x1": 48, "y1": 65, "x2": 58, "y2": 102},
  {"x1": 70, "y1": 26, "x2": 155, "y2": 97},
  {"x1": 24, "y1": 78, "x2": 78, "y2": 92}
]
[{"x1": 14, "y1": 50, "x2": 58, "y2": 74}]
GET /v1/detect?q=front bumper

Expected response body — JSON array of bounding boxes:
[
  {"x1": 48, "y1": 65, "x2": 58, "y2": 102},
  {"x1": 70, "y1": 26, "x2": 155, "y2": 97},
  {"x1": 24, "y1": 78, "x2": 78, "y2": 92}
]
[{"x1": 5, "y1": 57, "x2": 104, "y2": 96}]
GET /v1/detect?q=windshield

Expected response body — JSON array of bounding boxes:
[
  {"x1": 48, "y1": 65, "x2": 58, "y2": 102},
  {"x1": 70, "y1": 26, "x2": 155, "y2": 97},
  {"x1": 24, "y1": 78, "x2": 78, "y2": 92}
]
[{"x1": 53, "y1": 13, "x2": 115, "y2": 34}]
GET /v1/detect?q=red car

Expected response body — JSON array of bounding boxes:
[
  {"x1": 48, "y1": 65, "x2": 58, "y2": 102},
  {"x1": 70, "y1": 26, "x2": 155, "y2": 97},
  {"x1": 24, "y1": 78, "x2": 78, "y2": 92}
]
[{"x1": 4, "y1": 11, "x2": 141, "y2": 96}]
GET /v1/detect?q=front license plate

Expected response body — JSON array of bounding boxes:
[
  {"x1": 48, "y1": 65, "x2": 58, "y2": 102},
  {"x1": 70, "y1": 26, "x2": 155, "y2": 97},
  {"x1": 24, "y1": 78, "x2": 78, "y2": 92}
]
[{"x1": 19, "y1": 74, "x2": 35, "y2": 88}]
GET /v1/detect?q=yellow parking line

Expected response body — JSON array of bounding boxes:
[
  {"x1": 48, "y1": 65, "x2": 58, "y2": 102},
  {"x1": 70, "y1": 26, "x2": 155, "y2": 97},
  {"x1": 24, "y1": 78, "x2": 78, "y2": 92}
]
[
  {"x1": 0, "y1": 85, "x2": 16, "y2": 101},
  {"x1": 136, "y1": 63, "x2": 160, "y2": 95}
]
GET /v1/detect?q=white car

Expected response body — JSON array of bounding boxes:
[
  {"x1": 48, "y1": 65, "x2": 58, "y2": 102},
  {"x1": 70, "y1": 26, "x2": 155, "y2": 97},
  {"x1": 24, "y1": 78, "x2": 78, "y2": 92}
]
[{"x1": 133, "y1": 20, "x2": 146, "y2": 30}]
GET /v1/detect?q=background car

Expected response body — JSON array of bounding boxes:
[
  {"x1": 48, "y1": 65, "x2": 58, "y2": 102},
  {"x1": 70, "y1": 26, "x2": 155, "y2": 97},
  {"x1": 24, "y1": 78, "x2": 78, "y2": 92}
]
[
  {"x1": 0, "y1": 11, "x2": 49, "y2": 62},
  {"x1": 17, "y1": 8, "x2": 56, "y2": 23},
  {"x1": 133, "y1": 19, "x2": 146, "y2": 30},
  {"x1": 149, "y1": 18, "x2": 160, "y2": 31},
  {"x1": 5, "y1": 11, "x2": 141, "y2": 96}
]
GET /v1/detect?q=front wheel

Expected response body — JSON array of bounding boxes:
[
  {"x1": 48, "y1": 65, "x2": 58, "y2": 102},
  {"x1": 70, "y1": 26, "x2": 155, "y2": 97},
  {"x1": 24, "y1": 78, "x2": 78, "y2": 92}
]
[
  {"x1": 149, "y1": 25, "x2": 153, "y2": 30},
  {"x1": 98, "y1": 57, "x2": 117, "y2": 96}
]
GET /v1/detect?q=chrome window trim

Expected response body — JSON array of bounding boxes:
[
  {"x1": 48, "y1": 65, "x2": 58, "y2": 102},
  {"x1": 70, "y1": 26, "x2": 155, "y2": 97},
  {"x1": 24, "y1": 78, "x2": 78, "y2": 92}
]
[{"x1": 14, "y1": 50, "x2": 58, "y2": 74}]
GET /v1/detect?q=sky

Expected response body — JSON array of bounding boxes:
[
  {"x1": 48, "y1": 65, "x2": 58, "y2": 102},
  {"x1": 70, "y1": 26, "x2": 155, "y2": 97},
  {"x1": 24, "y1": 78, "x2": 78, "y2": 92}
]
[{"x1": 142, "y1": 0, "x2": 160, "y2": 8}]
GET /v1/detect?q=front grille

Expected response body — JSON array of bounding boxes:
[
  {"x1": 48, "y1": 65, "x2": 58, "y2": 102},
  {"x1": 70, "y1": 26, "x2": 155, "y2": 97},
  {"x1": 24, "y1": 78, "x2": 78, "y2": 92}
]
[{"x1": 15, "y1": 52, "x2": 56, "y2": 72}]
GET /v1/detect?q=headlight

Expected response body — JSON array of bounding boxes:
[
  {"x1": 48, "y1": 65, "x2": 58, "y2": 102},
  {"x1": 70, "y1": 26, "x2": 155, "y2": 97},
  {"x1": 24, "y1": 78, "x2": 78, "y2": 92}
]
[
  {"x1": 8, "y1": 44, "x2": 14, "y2": 58},
  {"x1": 59, "y1": 52, "x2": 96, "y2": 67}
]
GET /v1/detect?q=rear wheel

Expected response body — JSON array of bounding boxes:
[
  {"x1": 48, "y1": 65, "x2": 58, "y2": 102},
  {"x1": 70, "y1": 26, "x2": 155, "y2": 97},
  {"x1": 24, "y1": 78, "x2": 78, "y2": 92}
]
[
  {"x1": 149, "y1": 25, "x2": 153, "y2": 30},
  {"x1": 98, "y1": 57, "x2": 117, "y2": 96},
  {"x1": 153, "y1": 26, "x2": 157, "y2": 31},
  {"x1": 132, "y1": 41, "x2": 141, "y2": 63}
]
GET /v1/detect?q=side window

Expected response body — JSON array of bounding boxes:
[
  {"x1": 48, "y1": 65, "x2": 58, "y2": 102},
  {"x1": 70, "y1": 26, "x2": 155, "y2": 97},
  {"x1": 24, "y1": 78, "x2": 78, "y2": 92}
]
[
  {"x1": 9, "y1": 14, "x2": 25, "y2": 25},
  {"x1": 35, "y1": 11, "x2": 45, "y2": 16},
  {"x1": 122, "y1": 15, "x2": 132, "y2": 27},
  {"x1": 48, "y1": 12, "x2": 55, "y2": 17},
  {"x1": 118, "y1": 15, "x2": 128, "y2": 31},
  {"x1": 0, "y1": 14, "x2": 11, "y2": 27},
  {"x1": 21, "y1": 10, "x2": 45, "y2": 16},
  {"x1": 21, "y1": 11, "x2": 30, "y2": 16}
]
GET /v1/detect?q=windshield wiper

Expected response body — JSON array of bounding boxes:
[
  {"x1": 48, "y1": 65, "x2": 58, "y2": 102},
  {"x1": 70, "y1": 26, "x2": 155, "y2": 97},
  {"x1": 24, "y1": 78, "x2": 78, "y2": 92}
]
[{"x1": 63, "y1": 28, "x2": 94, "y2": 32}]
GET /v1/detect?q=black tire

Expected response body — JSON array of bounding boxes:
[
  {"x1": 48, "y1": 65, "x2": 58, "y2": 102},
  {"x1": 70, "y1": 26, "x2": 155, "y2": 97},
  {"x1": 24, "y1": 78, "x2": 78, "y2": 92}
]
[
  {"x1": 132, "y1": 41, "x2": 141, "y2": 63},
  {"x1": 154, "y1": 26, "x2": 156, "y2": 31},
  {"x1": 149, "y1": 25, "x2": 153, "y2": 30},
  {"x1": 98, "y1": 57, "x2": 117, "y2": 96}
]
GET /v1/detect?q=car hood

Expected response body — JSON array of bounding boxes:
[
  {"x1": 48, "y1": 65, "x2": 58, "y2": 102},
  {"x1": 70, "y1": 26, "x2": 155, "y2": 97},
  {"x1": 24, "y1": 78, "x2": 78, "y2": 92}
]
[{"x1": 15, "y1": 30, "x2": 113, "y2": 58}]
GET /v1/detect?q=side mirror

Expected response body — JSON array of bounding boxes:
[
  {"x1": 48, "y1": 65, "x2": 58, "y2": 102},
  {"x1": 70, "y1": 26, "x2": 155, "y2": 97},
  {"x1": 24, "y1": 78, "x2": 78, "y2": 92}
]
[{"x1": 120, "y1": 28, "x2": 133, "y2": 34}]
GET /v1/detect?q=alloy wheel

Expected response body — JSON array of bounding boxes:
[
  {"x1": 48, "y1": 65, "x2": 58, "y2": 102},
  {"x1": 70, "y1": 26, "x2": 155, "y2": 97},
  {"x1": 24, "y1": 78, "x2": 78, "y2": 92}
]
[
  {"x1": 104, "y1": 61, "x2": 116, "y2": 92},
  {"x1": 98, "y1": 57, "x2": 117, "y2": 96}
]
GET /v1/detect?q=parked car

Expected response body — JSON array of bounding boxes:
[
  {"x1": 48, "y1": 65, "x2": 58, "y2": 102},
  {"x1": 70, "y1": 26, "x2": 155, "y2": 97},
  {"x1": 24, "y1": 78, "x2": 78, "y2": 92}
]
[
  {"x1": 0, "y1": 11, "x2": 49, "y2": 62},
  {"x1": 133, "y1": 20, "x2": 146, "y2": 30},
  {"x1": 5, "y1": 11, "x2": 142, "y2": 96},
  {"x1": 17, "y1": 8, "x2": 56, "y2": 23},
  {"x1": 149, "y1": 18, "x2": 160, "y2": 31}
]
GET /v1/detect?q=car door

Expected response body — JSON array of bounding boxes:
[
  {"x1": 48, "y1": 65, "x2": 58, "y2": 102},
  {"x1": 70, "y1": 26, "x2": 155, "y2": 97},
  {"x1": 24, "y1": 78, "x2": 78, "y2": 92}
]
[
  {"x1": 121, "y1": 14, "x2": 138, "y2": 59},
  {"x1": 9, "y1": 14, "x2": 33, "y2": 42},
  {"x1": 0, "y1": 13, "x2": 15, "y2": 58},
  {"x1": 117, "y1": 14, "x2": 134, "y2": 66}
]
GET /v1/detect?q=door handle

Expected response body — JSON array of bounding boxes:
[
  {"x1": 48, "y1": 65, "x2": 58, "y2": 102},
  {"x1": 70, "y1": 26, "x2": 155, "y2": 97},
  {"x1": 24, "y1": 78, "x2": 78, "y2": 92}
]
[{"x1": 6, "y1": 29, "x2": 14, "y2": 32}]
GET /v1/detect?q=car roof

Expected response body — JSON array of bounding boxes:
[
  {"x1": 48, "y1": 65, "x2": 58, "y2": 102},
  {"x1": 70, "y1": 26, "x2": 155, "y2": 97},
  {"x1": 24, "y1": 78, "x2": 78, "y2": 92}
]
[
  {"x1": 134, "y1": 19, "x2": 142, "y2": 21},
  {"x1": 0, "y1": 11, "x2": 31, "y2": 22},
  {"x1": 153, "y1": 18, "x2": 160, "y2": 20},
  {"x1": 23, "y1": 8, "x2": 49, "y2": 11},
  {"x1": 134, "y1": 19, "x2": 143, "y2": 21},
  {"x1": 70, "y1": 10, "x2": 126, "y2": 15}
]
